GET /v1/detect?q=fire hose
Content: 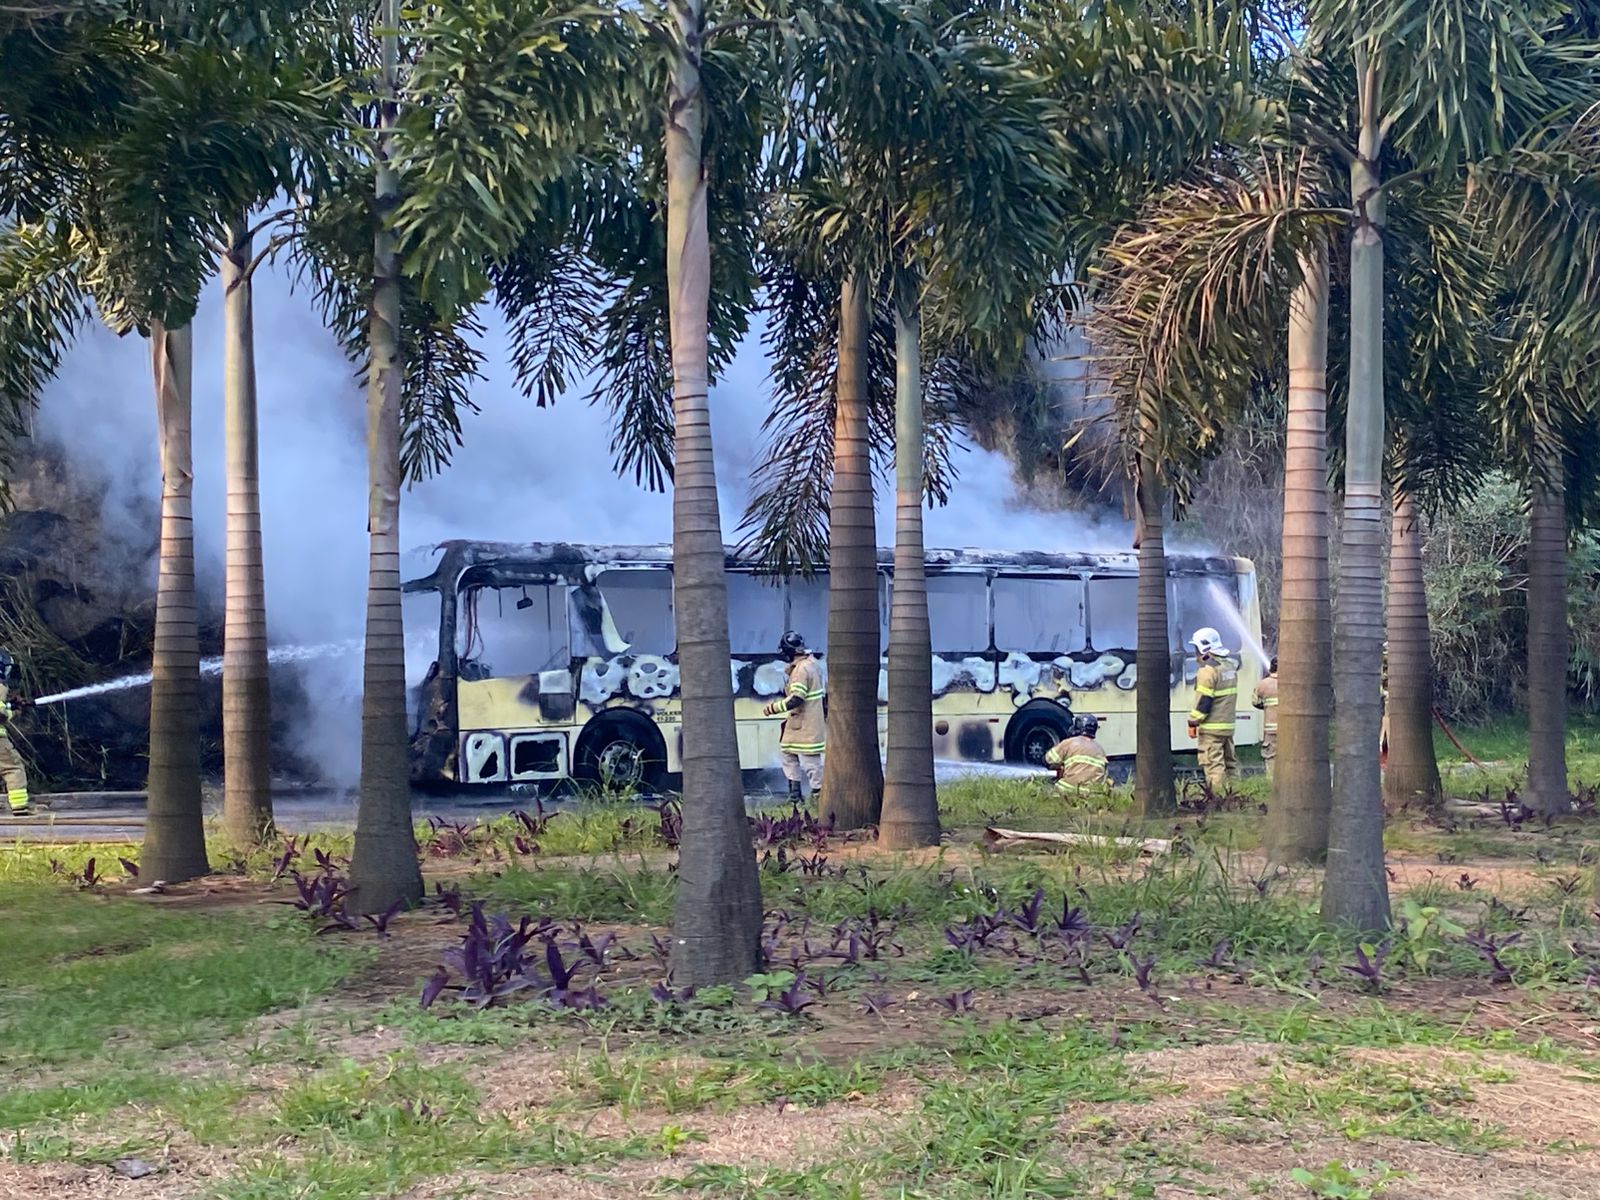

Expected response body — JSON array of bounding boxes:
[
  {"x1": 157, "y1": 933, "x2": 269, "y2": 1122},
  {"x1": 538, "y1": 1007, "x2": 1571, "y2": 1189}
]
[{"x1": 1432, "y1": 706, "x2": 1487, "y2": 768}]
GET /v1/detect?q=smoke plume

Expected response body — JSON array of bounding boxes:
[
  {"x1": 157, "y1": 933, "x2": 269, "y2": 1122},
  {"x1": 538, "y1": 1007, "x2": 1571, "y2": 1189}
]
[{"x1": 34, "y1": 261, "x2": 1133, "y2": 788}]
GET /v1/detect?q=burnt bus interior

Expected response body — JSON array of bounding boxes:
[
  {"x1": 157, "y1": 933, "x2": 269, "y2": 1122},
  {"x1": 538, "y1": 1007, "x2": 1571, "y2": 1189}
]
[{"x1": 402, "y1": 541, "x2": 1255, "y2": 788}]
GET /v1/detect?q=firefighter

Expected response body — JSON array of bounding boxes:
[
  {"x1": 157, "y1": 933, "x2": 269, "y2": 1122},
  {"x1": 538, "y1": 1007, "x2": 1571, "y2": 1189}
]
[
  {"x1": 1044, "y1": 713, "x2": 1109, "y2": 794},
  {"x1": 1253, "y1": 655, "x2": 1279, "y2": 779},
  {"x1": 0, "y1": 648, "x2": 33, "y2": 816},
  {"x1": 1186, "y1": 627, "x2": 1239, "y2": 793},
  {"x1": 764, "y1": 631, "x2": 824, "y2": 803}
]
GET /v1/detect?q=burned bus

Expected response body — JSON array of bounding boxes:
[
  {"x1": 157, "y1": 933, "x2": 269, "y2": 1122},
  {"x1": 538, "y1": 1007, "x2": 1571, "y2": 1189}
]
[{"x1": 402, "y1": 541, "x2": 1264, "y2": 790}]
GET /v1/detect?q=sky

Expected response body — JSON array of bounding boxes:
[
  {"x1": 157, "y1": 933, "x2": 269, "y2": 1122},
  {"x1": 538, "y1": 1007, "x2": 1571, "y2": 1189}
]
[{"x1": 34, "y1": 260, "x2": 1134, "y2": 783}]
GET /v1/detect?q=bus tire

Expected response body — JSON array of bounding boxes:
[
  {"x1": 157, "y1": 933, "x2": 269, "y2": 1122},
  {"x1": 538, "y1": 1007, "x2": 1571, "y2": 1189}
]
[
  {"x1": 1004, "y1": 705, "x2": 1073, "y2": 767},
  {"x1": 574, "y1": 713, "x2": 668, "y2": 795}
]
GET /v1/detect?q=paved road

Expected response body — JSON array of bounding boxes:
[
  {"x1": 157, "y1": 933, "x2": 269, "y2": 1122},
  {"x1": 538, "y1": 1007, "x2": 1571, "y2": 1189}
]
[{"x1": 0, "y1": 759, "x2": 1068, "y2": 842}]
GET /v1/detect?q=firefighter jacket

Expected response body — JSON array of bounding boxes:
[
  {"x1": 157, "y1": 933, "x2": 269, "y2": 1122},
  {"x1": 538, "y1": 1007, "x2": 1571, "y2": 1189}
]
[
  {"x1": 0, "y1": 682, "x2": 14, "y2": 737},
  {"x1": 1252, "y1": 674, "x2": 1278, "y2": 735},
  {"x1": 1188, "y1": 657, "x2": 1239, "y2": 735},
  {"x1": 1045, "y1": 734, "x2": 1108, "y2": 789},
  {"x1": 770, "y1": 655, "x2": 825, "y2": 754}
]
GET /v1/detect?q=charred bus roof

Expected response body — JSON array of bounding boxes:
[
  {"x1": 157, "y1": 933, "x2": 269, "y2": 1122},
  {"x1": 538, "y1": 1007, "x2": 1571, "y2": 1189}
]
[{"x1": 403, "y1": 540, "x2": 1251, "y2": 592}]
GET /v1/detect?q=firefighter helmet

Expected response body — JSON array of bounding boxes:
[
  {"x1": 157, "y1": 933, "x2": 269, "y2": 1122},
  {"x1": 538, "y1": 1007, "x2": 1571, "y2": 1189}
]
[
  {"x1": 1074, "y1": 713, "x2": 1100, "y2": 739},
  {"x1": 1189, "y1": 627, "x2": 1228, "y2": 658},
  {"x1": 1269, "y1": 655, "x2": 1278, "y2": 674},
  {"x1": 777, "y1": 631, "x2": 808, "y2": 661}
]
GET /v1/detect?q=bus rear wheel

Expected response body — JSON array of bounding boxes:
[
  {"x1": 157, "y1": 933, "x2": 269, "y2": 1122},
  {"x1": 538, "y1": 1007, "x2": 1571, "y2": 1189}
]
[
  {"x1": 574, "y1": 715, "x2": 668, "y2": 795},
  {"x1": 1006, "y1": 708, "x2": 1073, "y2": 766}
]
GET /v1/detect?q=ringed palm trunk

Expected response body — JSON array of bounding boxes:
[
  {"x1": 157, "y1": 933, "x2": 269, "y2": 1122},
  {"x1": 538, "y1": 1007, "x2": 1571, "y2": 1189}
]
[
  {"x1": 665, "y1": 0, "x2": 762, "y2": 986},
  {"x1": 880, "y1": 300, "x2": 939, "y2": 849},
  {"x1": 142, "y1": 319, "x2": 211, "y2": 883},
  {"x1": 1383, "y1": 491, "x2": 1442, "y2": 812},
  {"x1": 1134, "y1": 445, "x2": 1175, "y2": 817},
  {"x1": 1266, "y1": 246, "x2": 1333, "y2": 862},
  {"x1": 821, "y1": 272, "x2": 883, "y2": 829},
  {"x1": 1322, "y1": 98, "x2": 1391, "y2": 931},
  {"x1": 221, "y1": 215, "x2": 274, "y2": 848},
  {"x1": 347, "y1": 0, "x2": 423, "y2": 915},
  {"x1": 1526, "y1": 460, "x2": 1569, "y2": 818}
]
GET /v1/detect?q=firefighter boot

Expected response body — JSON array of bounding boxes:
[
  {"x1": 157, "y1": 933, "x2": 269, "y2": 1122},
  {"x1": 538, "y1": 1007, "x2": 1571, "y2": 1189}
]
[{"x1": 787, "y1": 779, "x2": 804, "y2": 806}]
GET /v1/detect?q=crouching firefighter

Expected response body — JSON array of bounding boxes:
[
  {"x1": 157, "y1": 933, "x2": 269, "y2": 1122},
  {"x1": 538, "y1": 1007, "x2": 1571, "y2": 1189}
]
[
  {"x1": 0, "y1": 648, "x2": 34, "y2": 816},
  {"x1": 1044, "y1": 713, "x2": 1109, "y2": 794},
  {"x1": 1186, "y1": 627, "x2": 1239, "y2": 794},
  {"x1": 764, "y1": 631, "x2": 825, "y2": 803}
]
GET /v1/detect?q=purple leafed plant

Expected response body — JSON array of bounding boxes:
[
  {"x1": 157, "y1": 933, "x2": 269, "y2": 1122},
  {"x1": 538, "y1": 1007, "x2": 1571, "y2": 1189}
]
[
  {"x1": 650, "y1": 981, "x2": 697, "y2": 1005},
  {"x1": 363, "y1": 899, "x2": 405, "y2": 937},
  {"x1": 511, "y1": 801, "x2": 557, "y2": 839},
  {"x1": 1007, "y1": 888, "x2": 1047, "y2": 935},
  {"x1": 655, "y1": 798, "x2": 683, "y2": 848},
  {"x1": 758, "y1": 973, "x2": 819, "y2": 1017},
  {"x1": 118, "y1": 857, "x2": 139, "y2": 879},
  {"x1": 430, "y1": 881, "x2": 464, "y2": 919},
  {"x1": 270, "y1": 837, "x2": 302, "y2": 881},
  {"x1": 1104, "y1": 913, "x2": 1141, "y2": 951},
  {"x1": 1054, "y1": 899, "x2": 1091, "y2": 942},
  {"x1": 647, "y1": 932, "x2": 671, "y2": 966},
  {"x1": 861, "y1": 991, "x2": 894, "y2": 1016},
  {"x1": 1457, "y1": 873, "x2": 1478, "y2": 892},
  {"x1": 938, "y1": 989, "x2": 976, "y2": 1014},
  {"x1": 1131, "y1": 952, "x2": 1158, "y2": 993},
  {"x1": 576, "y1": 930, "x2": 630, "y2": 966},
  {"x1": 1201, "y1": 940, "x2": 1234, "y2": 971},
  {"x1": 1342, "y1": 942, "x2": 1391, "y2": 993},
  {"x1": 1464, "y1": 926, "x2": 1521, "y2": 985}
]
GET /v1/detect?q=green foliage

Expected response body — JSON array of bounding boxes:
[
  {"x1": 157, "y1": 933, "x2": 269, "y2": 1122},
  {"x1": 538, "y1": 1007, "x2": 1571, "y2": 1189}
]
[
  {"x1": 1423, "y1": 474, "x2": 1600, "y2": 715},
  {"x1": 0, "y1": 884, "x2": 366, "y2": 1067},
  {"x1": 1290, "y1": 1160, "x2": 1403, "y2": 1200},
  {"x1": 1392, "y1": 900, "x2": 1465, "y2": 974}
]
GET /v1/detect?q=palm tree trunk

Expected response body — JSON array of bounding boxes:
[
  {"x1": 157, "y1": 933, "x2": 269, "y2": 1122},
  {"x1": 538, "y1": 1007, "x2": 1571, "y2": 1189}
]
[
  {"x1": 1267, "y1": 246, "x2": 1333, "y2": 862},
  {"x1": 348, "y1": 0, "x2": 422, "y2": 915},
  {"x1": 220, "y1": 215, "x2": 274, "y2": 849},
  {"x1": 1526, "y1": 462, "x2": 1569, "y2": 817},
  {"x1": 1322, "y1": 97, "x2": 1391, "y2": 931},
  {"x1": 142, "y1": 319, "x2": 210, "y2": 883},
  {"x1": 821, "y1": 272, "x2": 883, "y2": 829},
  {"x1": 880, "y1": 300, "x2": 939, "y2": 849},
  {"x1": 1383, "y1": 491, "x2": 1442, "y2": 811},
  {"x1": 665, "y1": 0, "x2": 762, "y2": 986},
  {"x1": 1134, "y1": 445, "x2": 1175, "y2": 817}
]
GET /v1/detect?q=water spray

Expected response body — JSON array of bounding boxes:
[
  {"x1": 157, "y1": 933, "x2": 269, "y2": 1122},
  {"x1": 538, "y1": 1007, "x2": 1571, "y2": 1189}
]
[
  {"x1": 31, "y1": 640, "x2": 363, "y2": 707},
  {"x1": 1204, "y1": 580, "x2": 1270, "y2": 670}
]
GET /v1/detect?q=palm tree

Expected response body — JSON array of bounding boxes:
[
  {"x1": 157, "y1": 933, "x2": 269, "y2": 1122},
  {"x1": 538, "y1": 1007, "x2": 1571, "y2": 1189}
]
[
  {"x1": 1133, "y1": 440, "x2": 1175, "y2": 817},
  {"x1": 346, "y1": 0, "x2": 423, "y2": 914},
  {"x1": 1382, "y1": 490, "x2": 1441, "y2": 811},
  {"x1": 1525, "y1": 453, "x2": 1571, "y2": 817},
  {"x1": 1265, "y1": 244, "x2": 1332, "y2": 862},
  {"x1": 881, "y1": 296, "x2": 941, "y2": 848},
  {"x1": 144, "y1": 318, "x2": 212, "y2": 882},
  {"x1": 220, "y1": 214, "x2": 274, "y2": 849},
  {"x1": 822, "y1": 272, "x2": 885, "y2": 829},
  {"x1": 659, "y1": 0, "x2": 764, "y2": 980}
]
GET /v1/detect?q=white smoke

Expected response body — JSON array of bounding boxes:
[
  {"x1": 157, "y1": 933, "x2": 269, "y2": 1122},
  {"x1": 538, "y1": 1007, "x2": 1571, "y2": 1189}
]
[{"x1": 34, "y1": 259, "x2": 1132, "y2": 788}]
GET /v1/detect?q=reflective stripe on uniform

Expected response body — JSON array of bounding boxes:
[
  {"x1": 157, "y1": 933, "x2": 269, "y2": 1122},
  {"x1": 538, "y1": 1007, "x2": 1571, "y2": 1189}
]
[
  {"x1": 7, "y1": 788, "x2": 28, "y2": 812},
  {"x1": 779, "y1": 742, "x2": 826, "y2": 754},
  {"x1": 1063, "y1": 755, "x2": 1104, "y2": 768}
]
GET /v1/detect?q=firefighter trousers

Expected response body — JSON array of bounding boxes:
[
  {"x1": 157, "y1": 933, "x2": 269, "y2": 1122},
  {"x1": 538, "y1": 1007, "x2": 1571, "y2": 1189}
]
[
  {"x1": 780, "y1": 751, "x2": 824, "y2": 794},
  {"x1": 1261, "y1": 731, "x2": 1276, "y2": 780},
  {"x1": 1196, "y1": 732, "x2": 1237, "y2": 794},
  {"x1": 0, "y1": 735, "x2": 30, "y2": 812}
]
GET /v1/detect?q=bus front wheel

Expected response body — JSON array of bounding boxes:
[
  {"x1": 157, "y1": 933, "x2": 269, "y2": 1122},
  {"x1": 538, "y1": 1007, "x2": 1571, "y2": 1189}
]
[
  {"x1": 1005, "y1": 708, "x2": 1073, "y2": 766},
  {"x1": 574, "y1": 715, "x2": 669, "y2": 795}
]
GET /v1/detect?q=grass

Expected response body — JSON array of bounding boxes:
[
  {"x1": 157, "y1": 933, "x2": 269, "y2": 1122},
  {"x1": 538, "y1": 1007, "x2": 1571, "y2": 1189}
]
[{"x1": 7, "y1": 770, "x2": 1600, "y2": 1199}]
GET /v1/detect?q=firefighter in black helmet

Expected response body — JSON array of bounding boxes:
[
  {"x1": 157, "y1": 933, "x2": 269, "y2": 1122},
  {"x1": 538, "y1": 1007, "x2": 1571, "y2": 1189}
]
[{"x1": 764, "y1": 631, "x2": 825, "y2": 803}]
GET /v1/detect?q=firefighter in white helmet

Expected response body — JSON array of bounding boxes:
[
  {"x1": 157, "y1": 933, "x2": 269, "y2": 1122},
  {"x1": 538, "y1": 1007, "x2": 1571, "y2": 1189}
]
[
  {"x1": 0, "y1": 648, "x2": 34, "y2": 816},
  {"x1": 1186, "y1": 627, "x2": 1239, "y2": 794}
]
